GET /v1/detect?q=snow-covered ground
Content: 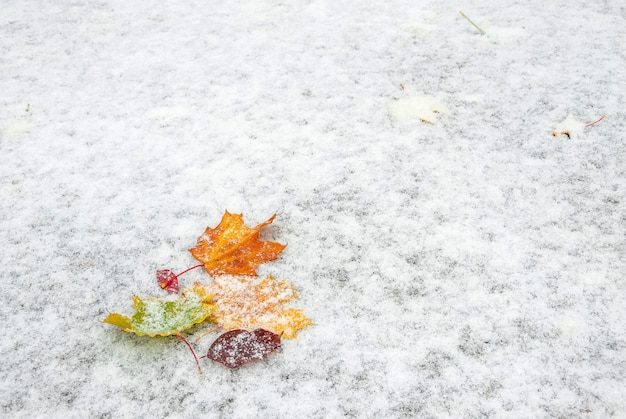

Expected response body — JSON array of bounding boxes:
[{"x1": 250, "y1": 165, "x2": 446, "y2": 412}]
[{"x1": 1, "y1": 0, "x2": 625, "y2": 417}]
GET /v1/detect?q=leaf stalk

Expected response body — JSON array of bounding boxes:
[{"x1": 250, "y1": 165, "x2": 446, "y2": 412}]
[
  {"x1": 176, "y1": 333, "x2": 202, "y2": 376},
  {"x1": 459, "y1": 11, "x2": 486, "y2": 35}
]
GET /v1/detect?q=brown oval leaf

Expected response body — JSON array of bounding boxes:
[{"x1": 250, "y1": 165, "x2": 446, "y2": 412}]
[{"x1": 207, "y1": 329, "x2": 281, "y2": 368}]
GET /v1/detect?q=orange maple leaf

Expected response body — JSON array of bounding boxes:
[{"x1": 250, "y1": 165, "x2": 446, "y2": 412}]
[
  {"x1": 202, "y1": 275, "x2": 312, "y2": 339},
  {"x1": 189, "y1": 211, "x2": 286, "y2": 276}
]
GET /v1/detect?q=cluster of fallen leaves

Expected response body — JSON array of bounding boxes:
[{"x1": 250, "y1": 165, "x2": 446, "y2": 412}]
[{"x1": 103, "y1": 211, "x2": 311, "y2": 372}]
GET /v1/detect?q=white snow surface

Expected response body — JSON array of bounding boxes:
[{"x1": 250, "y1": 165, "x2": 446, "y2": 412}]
[{"x1": 1, "y1": 0, "x2": 625, "y2": 417}]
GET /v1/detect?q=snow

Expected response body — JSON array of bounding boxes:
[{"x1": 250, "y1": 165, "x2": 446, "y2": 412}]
[
  {"x1": 1, "y1": 0, "x2": 625, "y2": 417},
  {"x1": 389, "y1": 95, "x2": 450, "y2": 124},
  {"x1": 552, "y1": 115, "x2": 587, "y2": 138}
]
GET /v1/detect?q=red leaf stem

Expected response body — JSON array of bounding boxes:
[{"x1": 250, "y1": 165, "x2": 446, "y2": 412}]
[{"x1": 176, "y1": 333, "x2": 202, "y2": 376}]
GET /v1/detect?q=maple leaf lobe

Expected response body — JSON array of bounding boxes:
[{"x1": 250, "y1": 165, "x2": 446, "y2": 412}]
[{"x1": 189, "y1": 211, "x2": 286, "y2": 276}]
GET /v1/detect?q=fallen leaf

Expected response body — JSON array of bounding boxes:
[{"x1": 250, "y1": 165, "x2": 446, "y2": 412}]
[
  {"x1": 551, "y1": 114, "x2": 605, "y2": 138},
  {"x1": 203, "y1": 274, "x2": 312, "y2": 339},
  {"x1": 157, "y1": 269, "x2": 179, "y2": 294},
  {"x1": 189, "y1": 211, "x2": 286, "y2": 276},
  {"x1": 103, "y1": 211, "x2": 309, "y2": 374},
  {"x1": 551, "y1": 114, "x2": 585, "y2": 138},
  {"x1": 207, "y1": 329, "x2": 281, "y2": 369},
  {"x1": 103, "y1": 284, "x2": 214, "y2": 337},
  {"x1": 156, "y1": 264, "x2": 205, "y2": 294}
]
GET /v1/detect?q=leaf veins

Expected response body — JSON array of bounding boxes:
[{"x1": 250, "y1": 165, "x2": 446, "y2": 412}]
[
  {"x1": 189, "y1": 211, "x2": 286, "y2": 276},
  {"x1": 203, "y1": 274, "x2": 312, "y2": 339}
]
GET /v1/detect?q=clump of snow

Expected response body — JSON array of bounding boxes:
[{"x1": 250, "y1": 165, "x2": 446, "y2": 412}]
[
  {"x1": 551, "y1": 114, "x2": 586, "y2": 138},
  {"x1": 3, "y1": 120, "x2": 32, "y2": 138},
  {"x1": 389, "y1": 95, "x2": 450, "y2": 124},
  {"x1": 556, "y1": 311, "x2": 587, "y2": 340}
]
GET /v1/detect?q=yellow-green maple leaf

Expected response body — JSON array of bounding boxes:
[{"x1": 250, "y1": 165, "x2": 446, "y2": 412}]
[{"x1": 103, "y1": 284, "x2": 214, "y2": 337}]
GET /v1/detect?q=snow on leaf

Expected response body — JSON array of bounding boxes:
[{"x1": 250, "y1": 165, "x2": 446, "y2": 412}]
[
  {"x1": 207, "y1": 329, "x2": 281, "y2": 369},
  {"x1": 157, "y1": 269, "x2": 179, "y2": 294},
  {"x1": 189, "y1": 211, "x2": 286, "y2": 276},
  {"x1": 203, "y1": 274, "x2": 312, "y2": 339},
  {"x1": 103, "y1": 284, "x2": 214, "y2": 337},
  {"x1": 156, "y1": 265, "x2": 205, "y2": 294},
  {"x1": 389, "y1": 95, "x2": 450, "y2": 124},
  {"x1": 551, "y1": 114, "x2": 585, "y2": 139}
]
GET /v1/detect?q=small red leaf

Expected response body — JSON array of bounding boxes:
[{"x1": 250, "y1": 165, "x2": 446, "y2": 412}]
[
  {"x1": 157, "y1": 269, "x2": 179, "y2": 294},
  {"x1": 207, "y1": 329, "x2": 281, "y2": 368}
]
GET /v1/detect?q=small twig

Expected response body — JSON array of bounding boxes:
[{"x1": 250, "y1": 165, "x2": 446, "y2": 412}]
[
  {"x1": 176, "y1": 333, "x2": 203, "y2": 376},
  {"x1": 459, "y1": 11, "x2": 486, "y2": 35},
  {"x1": 194, "y1": 326, "x2": 222, "y2": 344},
  {"x1": 585, "y1": 114, "x2": 605, "y2": 127},
  {"x1": 177, "y1": 264, "x2": 204, "y2": 277}
]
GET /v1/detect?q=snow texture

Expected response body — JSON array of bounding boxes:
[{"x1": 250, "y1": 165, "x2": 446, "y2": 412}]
[
  {"x1": 1, "y1": 0, "x2": 625, "y2": 417},
  {"x1": 389, "y1": 95, "x2": 450, "y2": 124}
]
